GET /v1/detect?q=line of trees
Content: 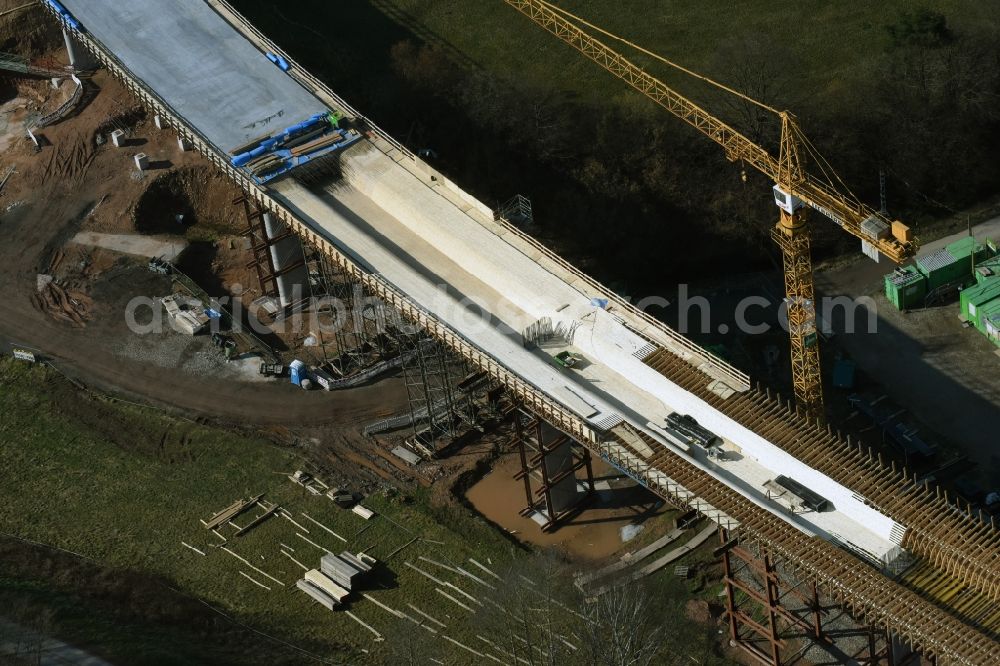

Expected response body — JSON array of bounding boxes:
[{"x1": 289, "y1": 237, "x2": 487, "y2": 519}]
[
  {"x1": 387, "y1": 551, "x2": 730, "y2": 666},
  {"x1": 234, "y1": 1, "x2": 1000, "y2": 292},
  {"x1": 381, "y1": 8, "x2": 1000, "y2": 291}
]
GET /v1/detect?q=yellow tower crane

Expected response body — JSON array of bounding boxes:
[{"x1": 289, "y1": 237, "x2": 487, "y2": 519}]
[{"x1": 503, "y1": 0, "x2": 919, "y2": 419}]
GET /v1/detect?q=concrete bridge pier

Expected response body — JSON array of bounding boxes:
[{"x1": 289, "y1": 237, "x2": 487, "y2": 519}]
[
  {"x1": 514, "y1": 410, "x2": 594, "y2": 532},
  {"x1": 262, "y1": 213, "x2": 309, "y2": 308},
  {"x1": 239, "y1": 197, "x2": 310, "y2": 309},
  {"x1": 62, "y1": 28, "x2": 94, "y2": 70}
]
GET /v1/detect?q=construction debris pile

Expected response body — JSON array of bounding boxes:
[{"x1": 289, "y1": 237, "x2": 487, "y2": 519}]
[
  {"x1": 289, "y1": 470, "x2": 366, "y2": 512},
  {"x1": 34, "y1": 272, "x2": 92, "y2": 326},
  {"x1": 161, "y1": 293, "x2": 211, "y2": 335}
]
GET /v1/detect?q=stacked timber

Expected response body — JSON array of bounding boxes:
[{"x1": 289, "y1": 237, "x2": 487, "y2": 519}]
[
  {"x1": 228, "y1": 132, "x2": 273, "y2": 156},
  {"x1": 203, "y1": 494, "x2": 262, "y2": 530},
  {"x1": 339, "y1": 551, "x2": 373, "y2": 574},
  {"x1": 245, "y1": 153, "x2": 284, "y2": 177},
  {"x1": 296, "y1": 553, "x2": 376, "y2": 611},
  {"x1": 289, "y1": 131, "x2": 343, "y2": 158},
  {"x1": 284, "y1": 125, "x2": 328, "y2": 150},
  {"x1": 305, "y1": 569, "x2": 350, "y2": 603}
]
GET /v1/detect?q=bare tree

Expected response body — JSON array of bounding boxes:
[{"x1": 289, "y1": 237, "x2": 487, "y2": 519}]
[
  {"x1": 384, "y1": 615, "x2": 438, "y2": 664},
  {"x1": 581, "y1": 581, "x2": 664, "y2": 666},
  {"x1": 475, "y1": 551, "x2": 582, "y2": 666},
  {"x1": 707, "y1": 35, "x2": 801, "y2": 148}
]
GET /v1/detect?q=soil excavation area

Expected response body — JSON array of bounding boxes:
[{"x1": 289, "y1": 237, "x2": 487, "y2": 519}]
[{"x1": 0, "y1": 65, "x2": 418, "y2": 492}]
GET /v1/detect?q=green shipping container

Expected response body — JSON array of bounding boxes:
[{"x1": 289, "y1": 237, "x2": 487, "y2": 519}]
[
  {"x1": 917, "y1": 248, "x2": 964, "y2": 291},
  {"x1": 884, "y1": 266, "x2": 927, "y2": 310},
  {"x1": 917, "y1": 237, "x2": 995, "y2": 292},
  {"x1": 946, "y1": 236, "x2": 992, "y2": 264},
  {"x1": 960, "y1": 277, "x2": 1000, "y2": 331}
]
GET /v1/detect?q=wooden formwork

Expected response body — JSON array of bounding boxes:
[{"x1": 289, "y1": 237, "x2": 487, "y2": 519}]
[
  {"x1": 45, "y1": 4, "x2": 1000, "y2": 663},
  {"x1": 644, "y1": 348, "x2": 1000, "y2": 604}
]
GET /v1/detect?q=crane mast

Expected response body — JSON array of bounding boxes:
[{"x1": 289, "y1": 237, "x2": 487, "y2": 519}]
[{"x1": 503, "y1": 0, "x2": 918, "y2": 419}]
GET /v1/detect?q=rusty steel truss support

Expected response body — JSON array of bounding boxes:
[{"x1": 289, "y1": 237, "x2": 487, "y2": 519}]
[
  {"x1": 401, "y1": 333, "x2": 475, "y2": 450},
  {"x1": 719, "y1": 528, "x2": 913, "y2": 666},
  {"x1": 300, "y1": 239, "x2": 396, "y2": 373},
  {"x1": 236, "y1": 194, "x2": 279, "y2": 298},
  {"x1": 513, "y1": 408, "x2": 594, "y2": 532}
]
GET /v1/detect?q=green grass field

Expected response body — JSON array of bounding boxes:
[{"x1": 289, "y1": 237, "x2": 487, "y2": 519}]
[
  {"x1": 0, "y1": 358, "x2": 529, "y2": 664},
  {"x1": 375, "y1": 0, "x2": 997, "y2": 110},
  {"x1": 0, "y1": 356, "x2": 731, "y2": 664}
]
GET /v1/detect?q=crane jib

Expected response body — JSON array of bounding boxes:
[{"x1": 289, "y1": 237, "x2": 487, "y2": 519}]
[{"x1": 805, "y1": 201, "x2": 846, "y2": 228}]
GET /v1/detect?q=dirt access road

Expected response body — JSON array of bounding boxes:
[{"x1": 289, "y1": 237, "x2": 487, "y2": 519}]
[{"x1": 0, "y1": 67, "x2": 405, "y2": 429}]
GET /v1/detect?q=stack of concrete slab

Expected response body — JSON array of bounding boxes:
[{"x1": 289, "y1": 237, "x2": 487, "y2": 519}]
[
  {"x1": 320, "y1": 551, "x2": 374, "y2": 591},
  {"x1": 351, "y1": 504, "x2": 375, "y2": 520},
  {"x1": 296, "y1": 578, "x2": 338, "y2": 610},
  {"x1": 297, "y1": 552, "x2": 377, "y2": 611},
  {"x1": 340, "y1": 551, "x2": 374, "y2": 575},
  {"x1": 326, "y1": 487, "x2": 353, "y2": 507}
]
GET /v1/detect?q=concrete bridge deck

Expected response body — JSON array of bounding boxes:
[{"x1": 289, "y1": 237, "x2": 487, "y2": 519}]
[
  {"x1": 274, "y1": 142, "x2": 900, "y2": 564},
  {"x1": 62, "y1": 0, "x2": 324, "y2": 155},
  {"x1": 46, "y1": 1, "x2": 1000, "y2": 662}
]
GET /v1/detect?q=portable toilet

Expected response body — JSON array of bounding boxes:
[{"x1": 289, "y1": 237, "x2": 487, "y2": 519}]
[
  {"x1": 832, "y1": 359, "x2": 856, "y2": 389},
  {"x1": 289, "y1": 359, "x2": 308, "y2": 387}
]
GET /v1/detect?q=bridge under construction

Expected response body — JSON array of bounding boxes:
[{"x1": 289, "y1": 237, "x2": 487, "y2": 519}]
[{"x1": 43, "y1": 1, "x2": 1000, "y2": 663}]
